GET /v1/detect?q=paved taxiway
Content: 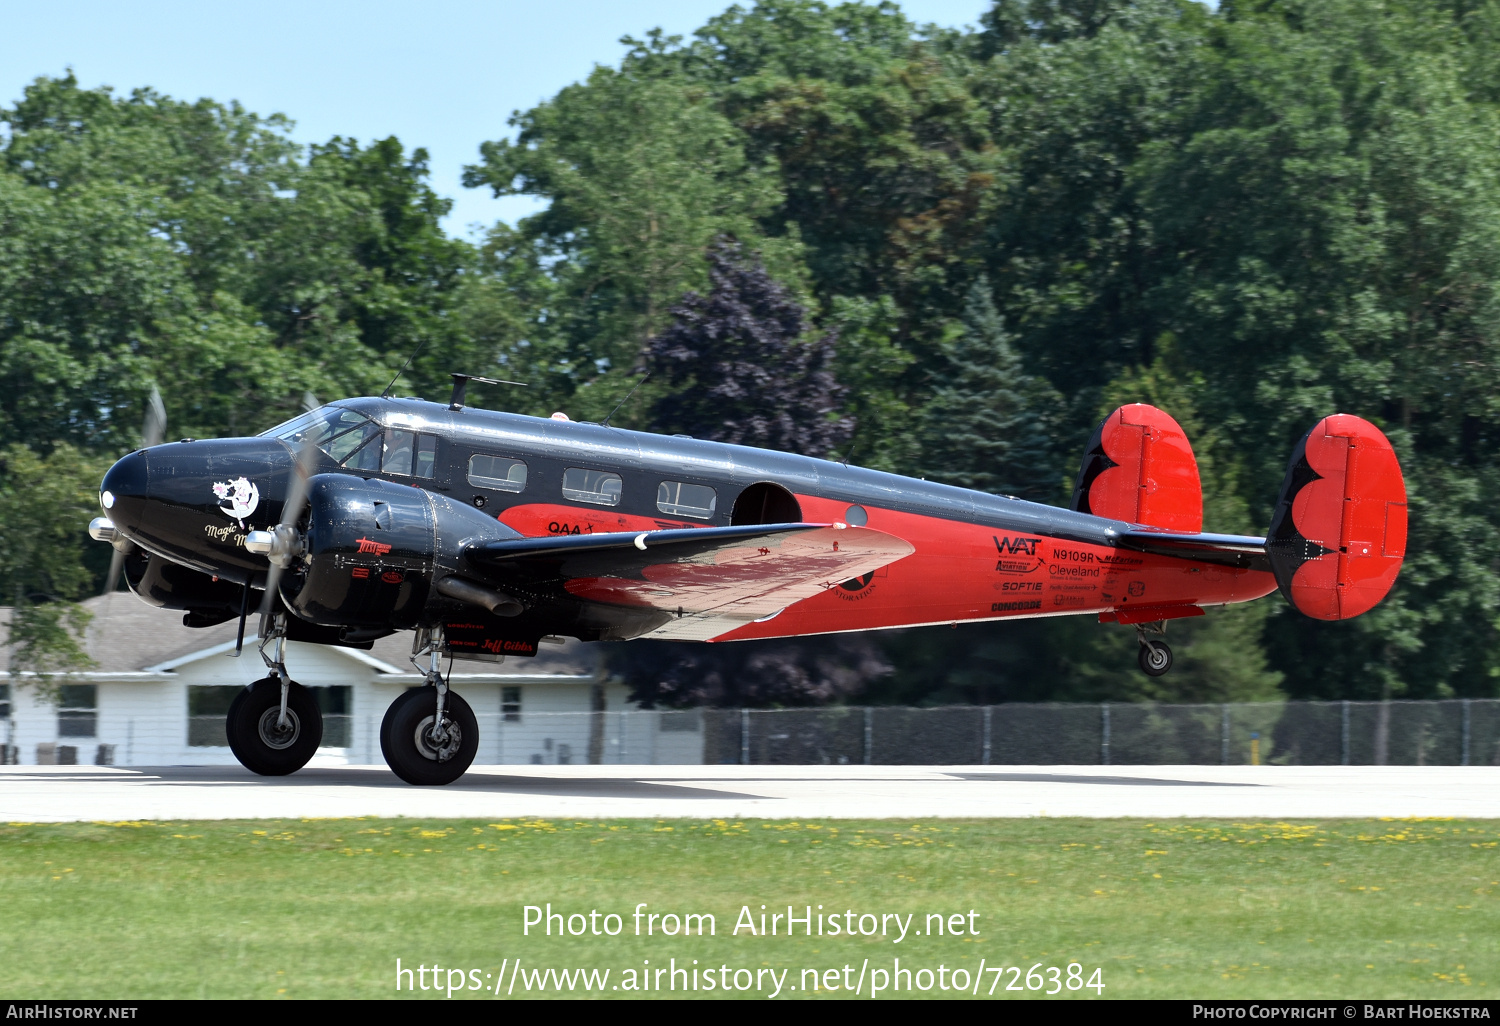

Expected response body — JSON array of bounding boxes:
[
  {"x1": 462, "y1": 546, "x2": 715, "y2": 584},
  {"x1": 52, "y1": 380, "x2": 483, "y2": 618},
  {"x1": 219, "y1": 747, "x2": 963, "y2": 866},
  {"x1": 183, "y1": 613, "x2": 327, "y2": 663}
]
[{"x1": 2, "y1": 764, "x2": 1498, "y2": 821}]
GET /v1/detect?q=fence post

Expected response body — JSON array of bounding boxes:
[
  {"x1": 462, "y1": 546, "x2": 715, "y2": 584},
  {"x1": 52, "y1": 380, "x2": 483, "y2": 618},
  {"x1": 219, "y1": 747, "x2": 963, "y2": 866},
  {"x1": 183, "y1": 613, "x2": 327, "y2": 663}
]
[
  {"x1": 1462, "y1": 699, "x2": 1472, "y2": 767},
  {"x1": 982, "y1": 706, "x2": 992, "y2": 766},
  {"x1": 1341, "y1": 701, "x2": 1350, "y2": 766},
  {"x1": 740, "y1": 708, "x2": 750, "y2": 766},
  {"x1": 1221, "y1": 705, "x2": 1230, "y2": 766},
  {"x1": 1101, "y1": 703, "x2": 1110, "y2": 766},
  {"x1": 864, "y1": 708, "x2": 873, "y2": 766}
]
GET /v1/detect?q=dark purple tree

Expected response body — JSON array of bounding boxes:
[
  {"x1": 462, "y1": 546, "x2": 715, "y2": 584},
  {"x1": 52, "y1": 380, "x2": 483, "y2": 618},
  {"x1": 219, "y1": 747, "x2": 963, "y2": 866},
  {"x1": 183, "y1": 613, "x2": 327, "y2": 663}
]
[
  {"x1": 646, "y1": 238, "x2": 852, "y2": 457},
  {"x1": 611, "y1": 240, "x2": 883, "y2": 708}
]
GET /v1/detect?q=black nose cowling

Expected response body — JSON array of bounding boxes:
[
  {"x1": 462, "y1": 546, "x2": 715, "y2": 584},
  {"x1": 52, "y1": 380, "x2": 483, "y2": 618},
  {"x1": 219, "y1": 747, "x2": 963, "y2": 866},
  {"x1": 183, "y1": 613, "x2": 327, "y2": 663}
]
[{"x1": 100, "y1": 449, "x2": 149, "y2": 533}]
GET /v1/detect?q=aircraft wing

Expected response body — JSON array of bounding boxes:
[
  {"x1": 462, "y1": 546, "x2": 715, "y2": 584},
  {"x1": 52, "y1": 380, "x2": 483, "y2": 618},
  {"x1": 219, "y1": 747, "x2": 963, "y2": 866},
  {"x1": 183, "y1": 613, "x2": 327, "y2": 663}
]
[
  {"x1": 462, "y1": 523, "x2": 915, "y2": 641},
  {"x1": 1116, "y1": 529, "x2": 1270, "y2": 571}
]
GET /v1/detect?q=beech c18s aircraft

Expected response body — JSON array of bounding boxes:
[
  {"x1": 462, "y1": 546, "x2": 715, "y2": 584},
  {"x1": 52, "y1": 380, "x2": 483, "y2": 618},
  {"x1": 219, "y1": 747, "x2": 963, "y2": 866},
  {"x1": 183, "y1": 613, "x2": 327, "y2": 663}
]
[{"x1": 88, "y1": 374, "x2": 1407, "y2": 784}]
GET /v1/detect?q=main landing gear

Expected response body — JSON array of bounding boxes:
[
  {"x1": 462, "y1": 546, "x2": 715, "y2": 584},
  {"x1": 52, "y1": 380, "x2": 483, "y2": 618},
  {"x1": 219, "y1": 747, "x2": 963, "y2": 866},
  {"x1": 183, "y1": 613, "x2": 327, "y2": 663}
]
[
  {"x1": 227, "y1": 614, "x2": 323, "y2": 775},
  {"x1": 1135, "y1": 620, "x2": 1173, "y2": 677},
  {"x1": 380, "y1": 626, "x2": 478, "y2": 786}
]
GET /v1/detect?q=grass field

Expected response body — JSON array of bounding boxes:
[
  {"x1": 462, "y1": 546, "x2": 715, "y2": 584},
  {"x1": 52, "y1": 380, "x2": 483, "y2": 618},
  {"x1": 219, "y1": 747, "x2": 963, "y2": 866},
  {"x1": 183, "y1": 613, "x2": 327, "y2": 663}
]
[{"x1": 1, "y1": 816, "x2": 1496, "y2": 999}]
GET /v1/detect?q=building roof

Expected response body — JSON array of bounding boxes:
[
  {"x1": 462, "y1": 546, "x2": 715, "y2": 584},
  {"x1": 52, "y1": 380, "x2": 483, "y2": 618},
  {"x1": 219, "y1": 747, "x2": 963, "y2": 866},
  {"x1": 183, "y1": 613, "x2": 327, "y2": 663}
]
[{"x1": 0, "y1": 593, "x2": 603, "y2": 679}]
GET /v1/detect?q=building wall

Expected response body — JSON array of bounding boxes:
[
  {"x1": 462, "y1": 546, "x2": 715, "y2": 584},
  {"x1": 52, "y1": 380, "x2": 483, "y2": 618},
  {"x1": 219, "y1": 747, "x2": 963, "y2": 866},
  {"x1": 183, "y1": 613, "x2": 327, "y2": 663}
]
[{"x1": 0, "y1": 640, "x2": 697, "y2": 767}]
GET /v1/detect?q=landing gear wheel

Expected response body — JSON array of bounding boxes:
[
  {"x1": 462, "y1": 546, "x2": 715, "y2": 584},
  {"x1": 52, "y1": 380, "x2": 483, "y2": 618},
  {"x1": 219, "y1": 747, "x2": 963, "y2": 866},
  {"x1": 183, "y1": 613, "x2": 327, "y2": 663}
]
[
  {"x1": 226, "y1": 677, "x2": 323, "y2": 775},
  {"x1": 380, "y1": 688, "x2": 479, "y2": 785},
  {"x1": 1138, "y1": 640, "x2": 1173, "y2": 677}
]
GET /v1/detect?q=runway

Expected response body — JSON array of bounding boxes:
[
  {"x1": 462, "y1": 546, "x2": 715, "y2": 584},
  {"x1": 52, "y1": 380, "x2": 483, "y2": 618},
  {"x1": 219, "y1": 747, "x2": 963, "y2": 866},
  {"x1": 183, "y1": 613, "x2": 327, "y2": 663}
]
[{"x1": 2, "y1": 764, "x2": 1498, "y2": 821}]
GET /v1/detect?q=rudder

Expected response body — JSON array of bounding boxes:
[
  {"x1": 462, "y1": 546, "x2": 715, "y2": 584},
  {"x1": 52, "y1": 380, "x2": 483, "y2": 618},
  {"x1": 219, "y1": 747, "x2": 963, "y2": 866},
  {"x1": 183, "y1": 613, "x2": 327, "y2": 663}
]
[
  {"x1": 1071, "y1": 403, "x2": 1203, "y2": 532},
  {"x1": 1266, "y1": 414, "x2": 1407, "y2": 621}
]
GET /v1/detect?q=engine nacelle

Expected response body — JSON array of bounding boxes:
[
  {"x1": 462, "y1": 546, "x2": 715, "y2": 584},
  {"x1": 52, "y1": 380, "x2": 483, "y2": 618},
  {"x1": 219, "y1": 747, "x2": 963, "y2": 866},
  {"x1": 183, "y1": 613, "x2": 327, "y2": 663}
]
[{"x1": 281, "y1": 475, "x2": 523, "y2": 630}]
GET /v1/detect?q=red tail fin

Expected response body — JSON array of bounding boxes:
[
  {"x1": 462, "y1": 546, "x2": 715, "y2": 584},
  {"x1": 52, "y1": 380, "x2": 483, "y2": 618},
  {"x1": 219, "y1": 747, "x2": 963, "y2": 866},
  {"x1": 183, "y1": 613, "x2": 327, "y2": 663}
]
[
  {"x1": 1266, "y1": 414, "x2": 1407, "y2": 620},
  {"x1": 1071, "y1": 403, "x2": 1203, "y2": 532}
]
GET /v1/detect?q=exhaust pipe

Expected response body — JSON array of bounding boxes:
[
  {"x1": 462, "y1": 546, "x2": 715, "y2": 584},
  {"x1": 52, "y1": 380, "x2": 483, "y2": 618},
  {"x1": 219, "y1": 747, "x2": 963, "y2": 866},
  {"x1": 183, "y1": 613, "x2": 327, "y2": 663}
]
[{"x1": 436, "y1": 576, "x2": 524, "y2": 617}]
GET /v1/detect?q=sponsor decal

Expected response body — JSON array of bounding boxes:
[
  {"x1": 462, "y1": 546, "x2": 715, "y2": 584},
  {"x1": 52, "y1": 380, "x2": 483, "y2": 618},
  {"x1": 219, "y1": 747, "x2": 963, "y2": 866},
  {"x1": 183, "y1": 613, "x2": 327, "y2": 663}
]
[
  {"x1": 351, "y1": 567, "x2": 370, "y2": 579},
  {"x1": 996, "y1": 581, "x2": 1042, "y2": 592},
  {"x1": 834, "y1": 571, "x2": 877, "y2": 601},
  {"x1": 211, "y1": 477, "x2": 259, "y2": 522},
  {"x1": 839, "y1": 572, "x2": 875, "y2": 593},
  {"x1": 482, "y1": 638, "x2": 537, "y2": 655},
  {"x1": 548, "y1": 521, "x2": 595, "y2": 535},
  {"x1": 992, "y1": 535, "x2": 1044, "y2": 574},
  {"x1": 992, "y1": 600, "x2": 1043, "y2": 612},
  {"x1": 381, "y1": 570, "x2": 404, "y2": 584},
  {"x1": 1049, "y1": 564, "x2": 1100, "y2": 578},
  {"x1": 1128, "y1": 581, "x2": 1146, "y2": 598},
  {"x1": 356, "y1": 537, "x2": 393, "y2": 555},
  {"x1": 1053, "y1": 594, "x2": 1087, "y2": 608}
]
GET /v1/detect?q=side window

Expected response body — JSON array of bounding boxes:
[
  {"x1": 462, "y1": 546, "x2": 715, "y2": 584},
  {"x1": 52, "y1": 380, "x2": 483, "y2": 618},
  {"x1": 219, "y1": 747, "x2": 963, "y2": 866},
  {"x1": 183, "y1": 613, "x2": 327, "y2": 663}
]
[
  {"x1": 414, "y1": 435, "x2": 437, "y2": 479},
  {"x1": 325, "y1": 419, "x2": 382, "y2": 464},
  {"x1": 58, "y1": 684, "x2": 97, "y2": 739},
  {"x1": 562, "y1": 468, "x2": 622, "y2": 506},
  {"x1": 657, "y1": 481, "x2": 717, "y2": 519},
  {"x1": 468, "y1": 454, "x2": 528, "y2": 493},
  {"x1": 341, "y1": 430, "x2": 382, "y2": 472},
  {"x1": 502, "y1": 686, "x2": 521, "y2": 723},
  {"x1": 382, "y1": 429, "x2": 415, "y2": 476}
]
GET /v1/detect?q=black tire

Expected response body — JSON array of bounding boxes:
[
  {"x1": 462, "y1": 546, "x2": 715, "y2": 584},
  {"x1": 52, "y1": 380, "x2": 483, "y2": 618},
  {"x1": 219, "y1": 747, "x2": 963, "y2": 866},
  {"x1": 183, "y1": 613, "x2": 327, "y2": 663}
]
[
  {"x1": 380, "y1": 687, "x2": 479, "y2": 786},
  {"x1": 226, "y1": 677, "x2": 323, "y2": 775},
  {"x1": 1138, "y1": 640, "x2": 1173, "y2": 677}
]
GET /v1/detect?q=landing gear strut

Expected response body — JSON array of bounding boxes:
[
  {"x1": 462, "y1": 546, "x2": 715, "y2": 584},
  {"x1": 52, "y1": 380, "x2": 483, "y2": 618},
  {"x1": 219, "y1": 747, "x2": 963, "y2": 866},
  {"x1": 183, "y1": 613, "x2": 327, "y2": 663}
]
[
  {"x1": 226, "y1": 613, "x2": 323, "y2": 774},
  {"x1": 1135, "y1": 620, "x2": 1173, "y2": 677},
  {"x1": 380, "y1": 626, "x2": 478, "y2": 785}
]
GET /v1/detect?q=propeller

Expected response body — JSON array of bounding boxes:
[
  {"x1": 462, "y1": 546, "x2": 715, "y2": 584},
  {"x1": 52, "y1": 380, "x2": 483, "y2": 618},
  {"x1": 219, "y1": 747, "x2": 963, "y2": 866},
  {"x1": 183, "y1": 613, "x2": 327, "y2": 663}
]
[
  {"x1": 242, "y1": 432, "x2": 320, "y2": 648},
  {"x1": 101, "y1": 387, "x2": 167, "y2": 596}
]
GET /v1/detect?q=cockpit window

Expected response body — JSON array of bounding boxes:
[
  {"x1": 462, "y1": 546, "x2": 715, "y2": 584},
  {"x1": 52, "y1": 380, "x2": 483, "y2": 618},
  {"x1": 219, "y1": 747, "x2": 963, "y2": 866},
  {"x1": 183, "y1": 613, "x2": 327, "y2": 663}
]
[{"x1": 266, "y1": 406, "x2": 381, "y2": 464}]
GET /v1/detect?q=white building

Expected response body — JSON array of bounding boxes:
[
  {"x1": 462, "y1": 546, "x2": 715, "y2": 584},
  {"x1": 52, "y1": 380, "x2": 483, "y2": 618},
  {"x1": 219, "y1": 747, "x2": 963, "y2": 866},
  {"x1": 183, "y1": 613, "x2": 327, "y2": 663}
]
[{"x1": 0, "y1": 594, "x2": 708, "y2": 767}]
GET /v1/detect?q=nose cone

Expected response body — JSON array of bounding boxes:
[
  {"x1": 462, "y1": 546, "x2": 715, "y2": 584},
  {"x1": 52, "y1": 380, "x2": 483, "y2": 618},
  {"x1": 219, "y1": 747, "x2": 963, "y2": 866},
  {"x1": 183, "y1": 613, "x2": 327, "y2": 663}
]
[{"x1": 100, "y1": 449, "x2": 149, "y2": 532}]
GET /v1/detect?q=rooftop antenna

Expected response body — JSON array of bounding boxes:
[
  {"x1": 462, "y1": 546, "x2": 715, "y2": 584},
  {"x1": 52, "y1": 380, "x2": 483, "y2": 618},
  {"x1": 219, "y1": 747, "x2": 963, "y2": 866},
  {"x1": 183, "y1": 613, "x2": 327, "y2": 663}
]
[
  {"x1": 600, "y1": 371, "x2": 650, "y2": 428},
  {"x1": 449, "y1": 372, "x2": 527, "y2": 411},
  {"x1": 839, "y1": 421, "x2": 860, "y2": 466},
  {"x1": 382, "y1": 339, "x2": 427, "y2": 398}
]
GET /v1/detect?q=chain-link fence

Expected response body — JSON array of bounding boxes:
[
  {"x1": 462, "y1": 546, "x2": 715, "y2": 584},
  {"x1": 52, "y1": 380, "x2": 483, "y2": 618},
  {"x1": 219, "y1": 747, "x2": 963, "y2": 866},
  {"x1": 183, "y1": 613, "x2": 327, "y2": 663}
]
[{"x1": 13, "y1": 700, "x2": 1500, "y2": 767}]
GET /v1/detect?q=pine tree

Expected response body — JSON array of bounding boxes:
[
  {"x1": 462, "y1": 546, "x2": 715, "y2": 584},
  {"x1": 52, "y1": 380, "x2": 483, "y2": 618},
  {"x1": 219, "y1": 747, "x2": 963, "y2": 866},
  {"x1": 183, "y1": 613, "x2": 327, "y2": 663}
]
[{"x1": 917, "y1": 280, "x2": 1063, "y2": 502}]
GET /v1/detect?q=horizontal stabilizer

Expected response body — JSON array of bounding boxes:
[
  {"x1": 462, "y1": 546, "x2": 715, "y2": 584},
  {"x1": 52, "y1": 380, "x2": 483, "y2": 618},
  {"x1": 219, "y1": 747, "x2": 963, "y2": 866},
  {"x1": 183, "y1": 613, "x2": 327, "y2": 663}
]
[{"x1": 1116, "y1": 529, "x2": 1269, "y2": 571}]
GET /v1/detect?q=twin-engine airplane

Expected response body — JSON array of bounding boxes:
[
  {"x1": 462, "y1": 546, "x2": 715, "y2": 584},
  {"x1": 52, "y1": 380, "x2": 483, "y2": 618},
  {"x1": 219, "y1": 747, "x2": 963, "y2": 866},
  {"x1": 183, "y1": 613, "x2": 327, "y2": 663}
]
[{"x1": 88, "y1": 375, "x2": 1407, "y2": 784}]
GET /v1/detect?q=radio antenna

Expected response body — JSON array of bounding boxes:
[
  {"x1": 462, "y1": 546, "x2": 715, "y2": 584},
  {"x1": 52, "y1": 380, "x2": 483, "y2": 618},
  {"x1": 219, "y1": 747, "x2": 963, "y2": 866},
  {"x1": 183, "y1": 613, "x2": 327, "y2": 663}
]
[
  {"x1": 839, "y1": 422, "x2": 860, "y2": 466},
  {"x1": 382, "y1": 339, "x2": 427, "y2": 398},
  {"x1": 601, "y1": 371, "x2": 651, "y2": 428}
]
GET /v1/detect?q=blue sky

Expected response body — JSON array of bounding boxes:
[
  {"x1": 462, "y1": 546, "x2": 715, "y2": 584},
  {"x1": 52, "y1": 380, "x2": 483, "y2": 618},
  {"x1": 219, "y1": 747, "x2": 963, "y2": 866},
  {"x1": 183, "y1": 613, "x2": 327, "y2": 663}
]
[{"x1": 2, "y1": 1, "x2": 991, "y2": 238}]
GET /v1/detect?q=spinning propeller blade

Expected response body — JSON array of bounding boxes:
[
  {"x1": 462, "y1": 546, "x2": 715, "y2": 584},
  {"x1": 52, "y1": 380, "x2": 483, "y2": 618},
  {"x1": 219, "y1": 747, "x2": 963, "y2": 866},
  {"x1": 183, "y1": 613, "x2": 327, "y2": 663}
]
[
  {"x1": 254, "y1": 433, "x2": 319, "y2": 624},
  {"x1": 101, "y1": 386, "x2": 167, "y2": 596}
]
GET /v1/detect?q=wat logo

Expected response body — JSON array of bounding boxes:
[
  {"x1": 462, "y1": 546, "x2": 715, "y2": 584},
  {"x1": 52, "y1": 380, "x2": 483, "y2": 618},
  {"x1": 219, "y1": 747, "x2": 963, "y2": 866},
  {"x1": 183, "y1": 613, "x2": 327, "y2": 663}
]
[{"x1": 993, "y1": 535, "x2": 1043, "y2": 574}]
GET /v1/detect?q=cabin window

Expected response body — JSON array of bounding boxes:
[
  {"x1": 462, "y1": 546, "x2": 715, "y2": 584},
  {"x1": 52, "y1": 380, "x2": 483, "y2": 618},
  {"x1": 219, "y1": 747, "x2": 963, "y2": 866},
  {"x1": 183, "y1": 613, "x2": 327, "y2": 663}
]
[
  {"x1": 383, "y1": 429, "x2": 416, "y2": 476},
  {"x1": 562, "y1": 468, "x2": 622, "y2": 506},
  {"x1": 0, "y1": 683, "x2": 10, "y2": 721},
  {"x1": 656, "y1": 481, "x2": 717, "y2": 519},
  {"x1": 273, "y1": 406, "x2": 381, "y2": 464},
  {"x1": 502, "y1": 686, "x2": 522, "y2": 723},
  {"x1": 340, "y1": 428, "x2": 383, "y2": 471},
  {"x1": 58, "y1": 684, "x2": 97, "y2": 739},
  {"x1": 414, "y1": 434, "x2": 437, "y2": 479},
  {"x1": 468, "y1": 454, "x2": 528, "y2": 493}
]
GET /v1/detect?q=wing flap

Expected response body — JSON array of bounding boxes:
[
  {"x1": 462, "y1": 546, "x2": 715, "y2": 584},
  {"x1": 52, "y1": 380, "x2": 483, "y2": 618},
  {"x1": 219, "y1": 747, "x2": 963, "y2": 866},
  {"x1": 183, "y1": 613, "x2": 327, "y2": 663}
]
[{"x1": 462, "y1": 522, "x2": 914, "y2": 640}]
